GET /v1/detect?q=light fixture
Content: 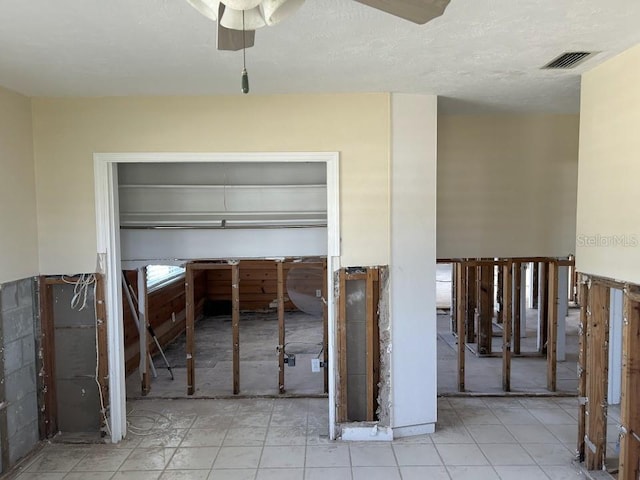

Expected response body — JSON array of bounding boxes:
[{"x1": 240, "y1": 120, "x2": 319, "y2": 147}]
[{"x1": 185, "y1": 0, "x2": 305, "y2": 30}]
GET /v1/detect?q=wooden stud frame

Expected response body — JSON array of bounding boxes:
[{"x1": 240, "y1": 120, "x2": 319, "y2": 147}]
[
  {"x1": 95, "y1": 274, "x2": 110, "y2": 432},
  {"x1": 185, "y1": 263, "x2": 195, "y2": 395},
  {"x1": 547, "y1": 261, "x2": 559, "y2": 392},
  {"x1": 232, "y1": 264, "x2": 241, "y2": 395},
  {"x1": 478, "y1": 264, "x2": 493, "y2": 355},
  {"x1": 277, "y1": 261, "x2": 285, "y2": 394},
  {"x1": 322, "y1": 259, "x2": 329, "y2": 394},
  {"x1": 577, "y1": 278, "x2": 589, "y2": 462},
  {"x1": 456, "y1": 262, "x2": 467, "y2": 392},
  {"x1": 584, "y1": 282, "x2": 609, "y2": 471},
  {"x1": 38, "y1": 277, "x2": 58, "y2": 438},
  {"x1": 502, "y1": 262, "x2": 512, "y2": 392},
  {"x1": 513, "y1": 262, "x2": 522, "y2": 355},
  {"x1": 337, "y1": 269, "x2": 348, "y2": 422},
  {"x1": 619, "y1": 288, "x2": 640, "y2": 480}
]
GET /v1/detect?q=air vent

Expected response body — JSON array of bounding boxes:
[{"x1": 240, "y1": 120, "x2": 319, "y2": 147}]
[{"x1": 543, "y1": 52, "x2": 593, "y2": 69}]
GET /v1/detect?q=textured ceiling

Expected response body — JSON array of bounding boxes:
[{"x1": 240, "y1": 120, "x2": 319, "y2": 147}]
[{"x1": 1, "y1": 0, "x2": 640, "y2": 113}]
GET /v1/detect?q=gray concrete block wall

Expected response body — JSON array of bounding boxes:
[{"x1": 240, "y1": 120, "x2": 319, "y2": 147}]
[{"x1": 0, "y1": 277, "x2": 40, "y2": 468}]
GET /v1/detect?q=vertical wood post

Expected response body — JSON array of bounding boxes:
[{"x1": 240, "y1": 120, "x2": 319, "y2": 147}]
[
  {"x1": 232, "y1": 263, "x2": 240, "y2": 395},
  {"x1": 38, "y1": 277, "x2": 57, "y2": 438},
  {"x1": 366, "y1": 268, "x2": 376, "y2": 421},
  {"x1": 547, "y1": 261, "x2": 559, "y2": 391},
  {"x1": 497, "y1": 264, "x2": 504, "y2": 324},
  {"x1": 513, "y1": 262, "x2": 522, "y2": 355},
  {"x1": 456, "y1": 262, "x2": 467, "y2": 391},
  {"x1": 137, "y1": 267, "x2": 150, "y2": 395},
  {"x1": 585, "y1": 282, "x2": 610, "y2": 470},
  {"x1": 539, "y1": 262, "x2": 550, "y2": 354},
  {"x1": 577, "y1": 279, "x2": 589, "y2": 462},
  {"x1": 619, "y1": 289, "x2": 640, "y2": 480},
  {"x1": 502, "y1": 262, "x2": 512, "y2": 391},
  {"x1": 338, "y1": 269, "x2": 348, "y2": 422},
  {"x1": 532, "y1": 262, "x2": 539, "y2": 309},
  {"x1": 185, "y1": 263, "x2": 195, "y2": 395},
  {"x1": 478, "y1": 264, "x2": 493, "y2": 355},
  {"x1": 322, "y1": 259, "x2": 329, "y2": 393},
  {"x1": 95, "y1": 274, "x2": 109, "y2": 431},
  {"x1": 277, "y1": 261, "x2": 285, "y2": 394}
]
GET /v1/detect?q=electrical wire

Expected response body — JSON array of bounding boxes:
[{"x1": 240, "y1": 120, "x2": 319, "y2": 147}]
[
  {"x1": 62, "y1": 273, "x2": 96, "y2": 310},
  {"x1": 126, "y1": 407, "x2": 176, "y2": 437}
]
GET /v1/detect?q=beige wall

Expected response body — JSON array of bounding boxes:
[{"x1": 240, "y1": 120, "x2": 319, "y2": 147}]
[
  {"x1": 31, "y1": 94, "x2": 390, "y2": 274},
  {"x1": 437, "y1": 114, "x2": 579, "y2": 259},
  {"x1": 0, "y1": 86, "x2": 39, "y2": 283},
  {"x1": 576, "y1": 44, "x2": 640, "y2": 284}
]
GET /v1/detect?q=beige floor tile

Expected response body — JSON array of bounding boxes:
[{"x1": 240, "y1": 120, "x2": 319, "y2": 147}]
[
  {"x1": 493, "y1": 465, "x2": 548, "y2": 480},
  {"x1": 137, "y1": 429, "x2": 188, "y2": 448},
  {"x1": 479, "y1": 444, "x2": 536, "y2": 466},
  {"x1": 259, "y1": 446, "x2": 306, "y2": 468},
  {"x1": 160, "y1": 470, "x2": 210, "y2": 479},
  {"x1": 351, "y1": 466, "x2": 400, "y2": 480},
  {"x1": 436, "y1": 444, "x2": 489, "y2": 466},
  {"x1": 213, "y1": 446, "x2": 262, "y2": 469},
  {"x1": 223, "y1": 427, "x2": 267, "y2": 447},
  {"x1": 522, "y1": 443, "x2": 574, "y2": 465},
  {"x1": 232, "y1": 412, "x2": 271, "y2": 428},
  {"x1": 166, "y1": 446, "x2": 219, "y2": 470},
  {"x1": 305, "y1": 445, "x2": 350, "y2": 467},
  {"x1": 111, "y1": 472, "x2": 163, "y2": 480},
  {"x1": 528, "y1": 409, "x2": 577, "y2": 425},
  {"x1": 540, "y1": 465, "x2": 584, "y2": 480},
  {"x1": 15, "y1": 474, "x2": 66, "y2": 480},
  {"x1": 181, "y1": 428, "x2": 227, "y2": 447},
  {"x1": 256, "y1": 468, "x2": 304, "y2": 480},
  {"x1": 447, "y1": 466, "x2": 499, "y2": 480},
  {"x1": 494, "y1": 408, "x2": 540, "y2": 425},
  {"x1": 458, "y1": 408, "x2": 501, "y2": 425},
  {"x1": 392, "y1": 444, "x2": 442, "y2": 466},
  {"x1": 304, "y1": 467, "x2": 352, "y2": 480},
  {"x1": 400, "y1": 466, "x2": 450, "y2": 480},
  {"x1": 65, "y1": 473, "x2": 115, "y2": 480},
  {"x1": 349, "y1": 444, "x2": 396, "y2": 467},
  {"x1": 432, "y1": 426, "x2": 475, "y2": 444},
  {"x1": 207, "y1": 469, "x2": 256, "y2": 480},
  {"x1": 466, "y1": 425, "x2": 517, "y2": 443},
  {"x1": 72, "y1": 448, "x2": 132, "y2": 471},
  {"x1": 505, "y1": 424, "x2": 559, "y2": 444},
  {"x1": 26, "y1": 447, "x2": 89, "y2": 472},
  {"x1": 119, "y1": 448, "x2": 175, "y2": 471},
  {"x1": 265, "y1": 426, "x2": 307, "y2": 446}
]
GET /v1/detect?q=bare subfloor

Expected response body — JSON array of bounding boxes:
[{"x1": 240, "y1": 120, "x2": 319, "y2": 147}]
[
  {"x1": 437, "y1": 307, "x2": 580, "y2": 394},
  {"x1": 127, "y1": 311, "x2": 325, "y2": 398}
]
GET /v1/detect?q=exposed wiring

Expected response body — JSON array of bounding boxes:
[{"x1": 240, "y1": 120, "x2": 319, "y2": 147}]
[{"x1": 62, "y1": 273, "x2": 96, "y2": 310}]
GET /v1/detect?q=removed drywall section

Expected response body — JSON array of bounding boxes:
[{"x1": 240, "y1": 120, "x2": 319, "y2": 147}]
[
  {"x1": 438, "y1": 114, "x2": 579, "y2": 259},
  {"x1": 0, "y1": 278, "x2": 39, "y2": 471},
  {"x1": 51, "y1": 282, "x2": 100, "y2": 433},
  {"x1": 376, "y1": 268, "x2": 391, "y2": 426},
  {"x1": 0, "y1": 86, "x2": 38, "y2": 284}
]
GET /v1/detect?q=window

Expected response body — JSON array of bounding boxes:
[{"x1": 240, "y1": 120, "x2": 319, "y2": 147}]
[{"x1": 146, "y1": 265, "x2": 185, "y2": 290}]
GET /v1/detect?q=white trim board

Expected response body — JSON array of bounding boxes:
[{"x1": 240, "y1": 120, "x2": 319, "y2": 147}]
[{"x1": 94, "y1": 152, "x2": 340, "y2": 442}]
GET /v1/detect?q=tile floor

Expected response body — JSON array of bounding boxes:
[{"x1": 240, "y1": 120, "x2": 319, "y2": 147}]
[{"x1": 8, "y1": 396, "x2": 593, "y2": 480}]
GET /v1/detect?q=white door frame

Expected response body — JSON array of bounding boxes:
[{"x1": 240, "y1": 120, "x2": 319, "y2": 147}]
[{"x1": 94, "y1": 152, "x2": 340, "y2": 442}]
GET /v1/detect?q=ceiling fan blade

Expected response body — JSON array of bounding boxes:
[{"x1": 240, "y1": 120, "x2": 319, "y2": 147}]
[
  {"x1": 353, "y1": 0, "x2": 450, "y2": 25},
  {"x1": 216, "y1": 2, "x2": 256, "y2": 51}
]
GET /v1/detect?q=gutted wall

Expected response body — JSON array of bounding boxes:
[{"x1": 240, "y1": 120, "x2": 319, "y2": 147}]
[
  {"x1": 576, "y1": 44, "x2": 640, "y2": 284},
  {"x1": 0, "y1": 278, "x2": 39, "y2": 472},
  {"x1": 437, "y1": 114, "x2": 579, "y2": 259},
  {"x1": 31, "y1": 94, "x2": 391, "y2": 273},
  {"x1": 0, "y1": 87, "x2": 38, "y2": 284}
]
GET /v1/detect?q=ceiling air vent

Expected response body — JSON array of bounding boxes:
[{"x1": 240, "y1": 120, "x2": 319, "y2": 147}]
[{"x1": 543, "y1": 52, "x2": 593, "y2": 69}]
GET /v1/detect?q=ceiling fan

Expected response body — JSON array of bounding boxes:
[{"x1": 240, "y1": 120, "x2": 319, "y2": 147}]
[{"x1": 185, "y1": 0, "x2": 452, "y2": 51}]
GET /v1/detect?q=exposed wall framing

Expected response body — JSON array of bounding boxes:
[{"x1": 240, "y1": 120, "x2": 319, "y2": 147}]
[
  {"x1": 440, "y1": 257, "x2": 574, "y2": 393},
  {"x1": 577, "y1": 273, "x2": 640, "y2": 480},
  {"x1": 337, "y1": 267, "x2": 383, "y2": 423},
  {"x1": 184, "y1": 258, "x2": 327, "y2": 396}
]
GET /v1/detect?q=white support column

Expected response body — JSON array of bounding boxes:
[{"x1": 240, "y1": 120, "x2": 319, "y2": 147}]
[
  {"x1": 557, "y1": 266, "x2": 568, "y2": 362},
  {"x1": 537, "y1": 262, "x2": 546, "y2": 351},
  {"x1": 390, "y1": 94, "x2": 438, "y2": 437},
  {"x1": 520, "y1": 263, "x2": 527, "y2": 338},
  {"x1": 608, "y1": 288, "x2": 623, "y2": 404}
]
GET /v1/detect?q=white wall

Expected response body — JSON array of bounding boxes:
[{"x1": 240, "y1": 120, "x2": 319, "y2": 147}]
[
  {"x1": 438, "y1": 114, "x2": 579, "y2": 259},
  {"x1": 577, "y1": 44, "x2": 640, "y2": 284},
  {"x1": 390, "y1": 94, "x2": 438, "y2": 435},
  {"x1": 0, "y1": 86, "x2": 39, "y2": 283}
]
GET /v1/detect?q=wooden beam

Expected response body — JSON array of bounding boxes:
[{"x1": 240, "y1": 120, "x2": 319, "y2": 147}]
[
  {"x1": 478, "y1": 265, "x2": 493, "y2": 355},
  {"x1": 38, "y1": 277, "x2": 57, "y2": 438},
  {"x1": 497, "y1": 265, "x2": 504, "y2": 325},
  {"x1": 189, "y1": 263, "x2": 235, "y2": 271},
  {"x1": 94, "y1": 274, "x2": 109, "y2": 433},
  {"x1": 513, "y1": 262, "x2": 522, "y2": 355},
  {"x1": 577, "y1": 280, "x2": 589, "y2": 462},
  {"x1": 466, "y1": 266, "x2": 477, "y2": 343},
  {"x1": 585, "y1": 282, "x2": 610, "y2": 470},
  {"x1": 539, "y1": 262, "x2": 550, "y2": 354},
  {"x1": 322, "y1": 259, "x2": 329, "y2": 394},
  {"x1": 372, "y1": 269, "x2": 380, "y2": 420},
  {"x1": 137, "y1": 267, "x2": 150, "y2": 395},
  {"x1": 532, "y1": 262, "x2": 539, "y2": 309},
  {"x1": 619, "y1": 290, "x2": 640, "y2": 480},
  {"x1": 277, "y1": 261, "x2": 285, "y2": 394},
  {"x1": 366, "y1": 268, "x2": 376, "y2": 421},
  {"x1": 232, "y1": 263, "x2": 240, "y2": 395},
  {"x1": 547, "y1": 261, "x2": 559, "y2": 392},
  {"x1": 185, "y1": 263, "x2": 195, "y2": 395},
  {"x1": 338, "y1": 269, "x2": 348, "y2": 422},
  {"x1": 456, "y1": 262, "x2": 467, "y2": 392},
  {"x1": 502, "y1": 262, "x2": 512, "y2": 392}
]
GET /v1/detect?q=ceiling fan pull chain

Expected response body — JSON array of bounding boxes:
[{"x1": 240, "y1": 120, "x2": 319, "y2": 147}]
[{"x1": 241, "y1": 9, "x2": 249, "y2": 94}]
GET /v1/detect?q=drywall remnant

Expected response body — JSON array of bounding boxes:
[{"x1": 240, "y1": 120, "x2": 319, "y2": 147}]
[{"x1": 376, "y1": 267, "x2": 391, "y2": 427}]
